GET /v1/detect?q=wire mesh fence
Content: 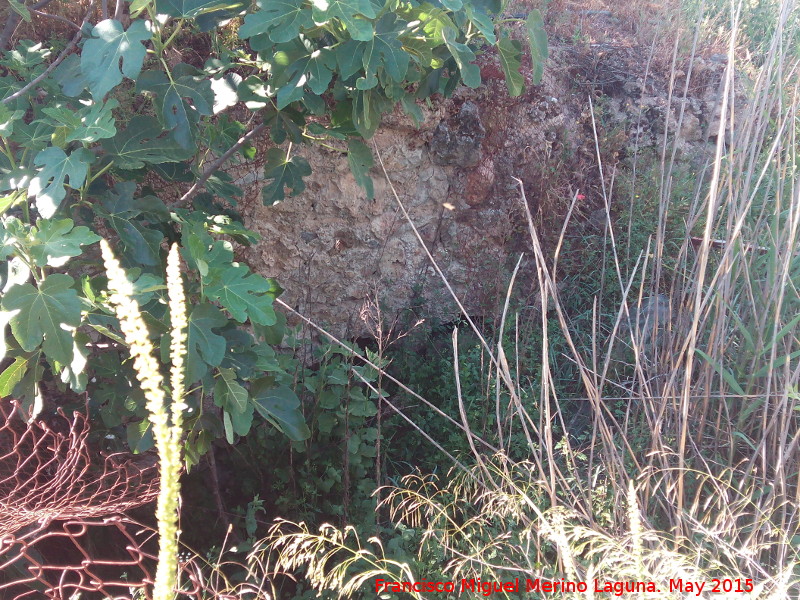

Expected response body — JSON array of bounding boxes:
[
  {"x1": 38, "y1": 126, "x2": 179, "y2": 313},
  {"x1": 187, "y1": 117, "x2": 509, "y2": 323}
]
[{"x1": 0, "y1": 402, "x2": 246, "y2": 600}]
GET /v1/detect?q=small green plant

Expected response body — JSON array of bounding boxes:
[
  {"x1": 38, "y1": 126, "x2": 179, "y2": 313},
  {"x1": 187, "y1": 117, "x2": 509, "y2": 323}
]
[{"x1": 0, "y1": 0, "x2": 547, "y2": 467}]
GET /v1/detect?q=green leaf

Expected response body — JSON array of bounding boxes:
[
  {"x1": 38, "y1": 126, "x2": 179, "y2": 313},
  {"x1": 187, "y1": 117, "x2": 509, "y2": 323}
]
[
  {"x1": 101, "y1": 115, "x2": 194, "y2": 169},
  {"x1": 310, "y1": 0, "x2": 376, "y2": 41},
  {"x1": 29, "y1": 147, "x2": 94, "y2": 218},
  {"x1": 442, "y1": 27, "x2": 480, "y2": 88},
  {"x1": 7, "y1": 0, "x2": 31, "y2": 22},
  {"x1": 238, "y1": 0, "x2": 313, "y2": 42},
  {"x1": 465, "y1": 4, "x2": 496, "y2": 44},
  {"x1": 209, "y1": 72, "x2": 241, "y2": 113},
  {"x1": 352, "y1": 88, "x2": 390, "y2": 138},
  {"x1": 347, "y1": 138, "x2": 374, "y2": 198},
  {"x1": 205, "y1": 171, "x2": 243, "y2": 204},
  {"x1": 51, "y1": 54, "x2": 88, "y2": 97},
  {"x1": 129, "y1": 0, "x2": 153, "y2": 17},
  {"x1": 81, "y1": 19, "x2": 151, "y2": 99},
  {"x1": 497, "y1": 35, "x2": 523, "y2": 97},
  {"x1": 276, "y1": 47, "x2": 336, "y2": 109},
  {"x1": 264, "y1": 107, "x2": 305, "y2": 144},
  {"x1": 0, "y1": 356, "x2": 28, "y2": 396},
  {"x1": 205, "y1": 264, "x2": 278, "y2": 325},
  {"x1": 2, "y1": 274, "x2": 82, "y2": 364},
  {"x1": 40, "y1": 99, "x2": 119, "y2": 143},
  {"x1": 237, "y1": 75, "x2": 273, "y2": 110},
  {"x1": 10, "y1": 121, "x2": 53, "y2": 152},
  {"x1": 29, "y1": 218, "x2": 101, "y2": 267},
  {"x1": 214, "y1": 367, "x2": 249, "y2": 413},
  {"x1": 251, "y1": 380, "x2": 310, "y2": 441},
  {"x1": 525, "y1": 9, "x2": 548, "y2": 85},
  {"x1": 127, "y1": 418, "x2": 155, "y2": 453},
  {"x1": 695, "y1": 349, "x2": 746, "y2": 396},
  {"x1": 186, "y1": 303, "x2": 227, "y2": 383},
  {"x1": 60, "y1": 330, "x2": 89, "y2": 392},
  {"x1": 261, "y1": 147, "x2": 311, "y2": 205},
  {"x1": 155, "y1": 0, "x2": 241, "y2": 17},
  {"x1": 0, "y1": 104, "x2": 25, "y2": 136},
  {"x1": 753, "y1": 350, "x2": 800, "y2": 378},
  {"x1": 94, "y1": 182, "x2": 167, "y2": 266},
  {"x1": 137, "y1": 66, "x2": 214, "y2": 149},
  {"x1": 317, "y1": 411, "x2": 337, "y2": 433},
  {"x1": 399, "y1": 3, "x2": 456, "y2": 46},
  {"x1": 350, "y1": 14, "x2": 410, "y2": 90},
  {"x1": 230, "y1": 403, "x2": 254, "y2": 436}
]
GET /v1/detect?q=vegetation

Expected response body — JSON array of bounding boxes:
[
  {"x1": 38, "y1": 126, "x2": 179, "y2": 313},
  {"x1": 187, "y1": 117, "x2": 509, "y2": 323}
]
[{"x1": 1, "y1": 0, "x2": 799, "y2": 598}]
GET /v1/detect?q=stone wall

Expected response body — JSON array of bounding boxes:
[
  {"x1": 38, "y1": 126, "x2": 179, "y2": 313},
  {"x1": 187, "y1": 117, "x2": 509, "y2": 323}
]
[{"x1": 235, "y1": 28, "x2": 732, "y2": 337}]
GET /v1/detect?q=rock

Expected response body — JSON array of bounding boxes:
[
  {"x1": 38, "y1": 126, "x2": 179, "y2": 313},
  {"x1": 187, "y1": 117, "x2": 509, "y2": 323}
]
[
  {"x1": 678, "y1": 111, "x2": 703, "y2": 142},
  {"x1": 429, "y1": 101, "x2": 485, "y2": 167}
]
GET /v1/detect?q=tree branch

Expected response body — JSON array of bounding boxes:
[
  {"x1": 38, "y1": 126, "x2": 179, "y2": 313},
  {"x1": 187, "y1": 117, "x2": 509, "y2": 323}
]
[
  {"x1": 2, "y1": 0, "x2": 95, "y2": 104},
  {"x1": 174, "y1": 122, "x2": 268, "y2": 208},
  {"x1": 0, "y1": 0, "x2": 59, "y2": 50}
]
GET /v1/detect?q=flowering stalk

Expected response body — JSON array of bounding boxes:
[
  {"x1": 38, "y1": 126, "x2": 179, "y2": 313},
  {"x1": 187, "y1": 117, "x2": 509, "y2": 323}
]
[{"x1": 101, "y1": 240, "x2": 187, "y2": 600}]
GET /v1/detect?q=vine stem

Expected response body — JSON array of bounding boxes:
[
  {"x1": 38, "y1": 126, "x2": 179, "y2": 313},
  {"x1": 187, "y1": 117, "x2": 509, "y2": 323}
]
[{"x1": 174, "y1": 122, "x2": 267, "y2": 208}]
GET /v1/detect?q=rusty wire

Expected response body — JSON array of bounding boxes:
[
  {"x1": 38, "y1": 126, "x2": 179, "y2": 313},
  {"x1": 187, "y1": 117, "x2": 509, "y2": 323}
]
[{"x1": 0, "y1": 402, "x2": 271, "y2": 599}]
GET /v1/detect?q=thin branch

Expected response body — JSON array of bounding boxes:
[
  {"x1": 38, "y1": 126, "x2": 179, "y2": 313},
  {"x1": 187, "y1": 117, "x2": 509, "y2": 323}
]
[
  {"x1": 0, "y1": 0, "x2": 59, "y2": 50},
  {"x1": 2, "y1": 0, "x2": 95, "y2": 104},
  {"x1": 174, "y1": 122, "x2": 267, "y2": 208},
  {"x1": 31, "y1": 9, "x2": 82, "y2": 30},
  {"x1": 3, "y1": 27, "x2": 81, "y2": 103}
]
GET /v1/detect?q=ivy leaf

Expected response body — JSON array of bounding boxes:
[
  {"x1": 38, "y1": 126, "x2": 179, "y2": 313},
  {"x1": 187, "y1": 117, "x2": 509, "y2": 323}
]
[
  {"x1": 310, "y1": 0, "x2": 376, "y2": 41},
  {"x1": 205, "y1": 264, "x2": 277, "y2": 325},
  {"x1": 497, "y1": 35, "x2": 523, "y2": 97},
  {"x1": 526, "y1": 9, "x2": 548, "y2": 85},
  {"x1": 214, "y1": 367, "x2": 248, "y2": 413},
  {"x1": 155, "y1": 0, "x2": 242, "y2": 17},
  {"x1": 101, "y1": 116, "x2": 194, "y2": 169},
  {"x1": 251, "y1": 380, "x2": 311, "y2": 441},
  {"x1": 347, "y1": 138, "x2": 374, "y2": 198},
  {"x1": 442, "y1": 27, "x2": 480, "y2": 88},
  {"x1": 81, "y1": 19, "x2": 151, "y2": 99},
  {"x1": 136, "y1": 67, "x2": 214, "y2": 149},
  {"x1": 261, "y1": 147, "x2": 311, "y2": 205},
  {"x1": 40, "y1": 99, "x2": 119, "y2": 143},
  {"x1": 238, "y1": 0, "x2": 313, "y2": 43},
  {"x1": 29, "y1": 218, "x2": 101, "y2": 267},
  {"x1": 276, "y1": 47, "x2": 336, "y2": 109},
  {"x1": 29, "y1": 147, "x2": 94, "y2": 218},
  {"x1": 185, "y1": 303, "x2": 227, "y2": 383},
  {"x1": 94, "y1": 182, "x2": 167, "y2": 266},
  {"x1": 2, "y1": 274, "x2": 82, "y2": 364}
]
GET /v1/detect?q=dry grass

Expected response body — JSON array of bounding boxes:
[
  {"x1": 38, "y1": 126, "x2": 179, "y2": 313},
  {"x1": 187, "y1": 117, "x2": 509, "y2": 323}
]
[{"x1": 254, "y1": 0, "x2": 800, "y2": 596}]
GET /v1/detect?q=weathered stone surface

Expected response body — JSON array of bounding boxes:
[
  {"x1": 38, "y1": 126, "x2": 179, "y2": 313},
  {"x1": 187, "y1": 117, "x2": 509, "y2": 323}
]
[
  {"x1": 429, "y1": 101, "x2": 486, "y2": 167},
  {"x1": 232, "y1": 37, "x2": 740, "y2": 338}
]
